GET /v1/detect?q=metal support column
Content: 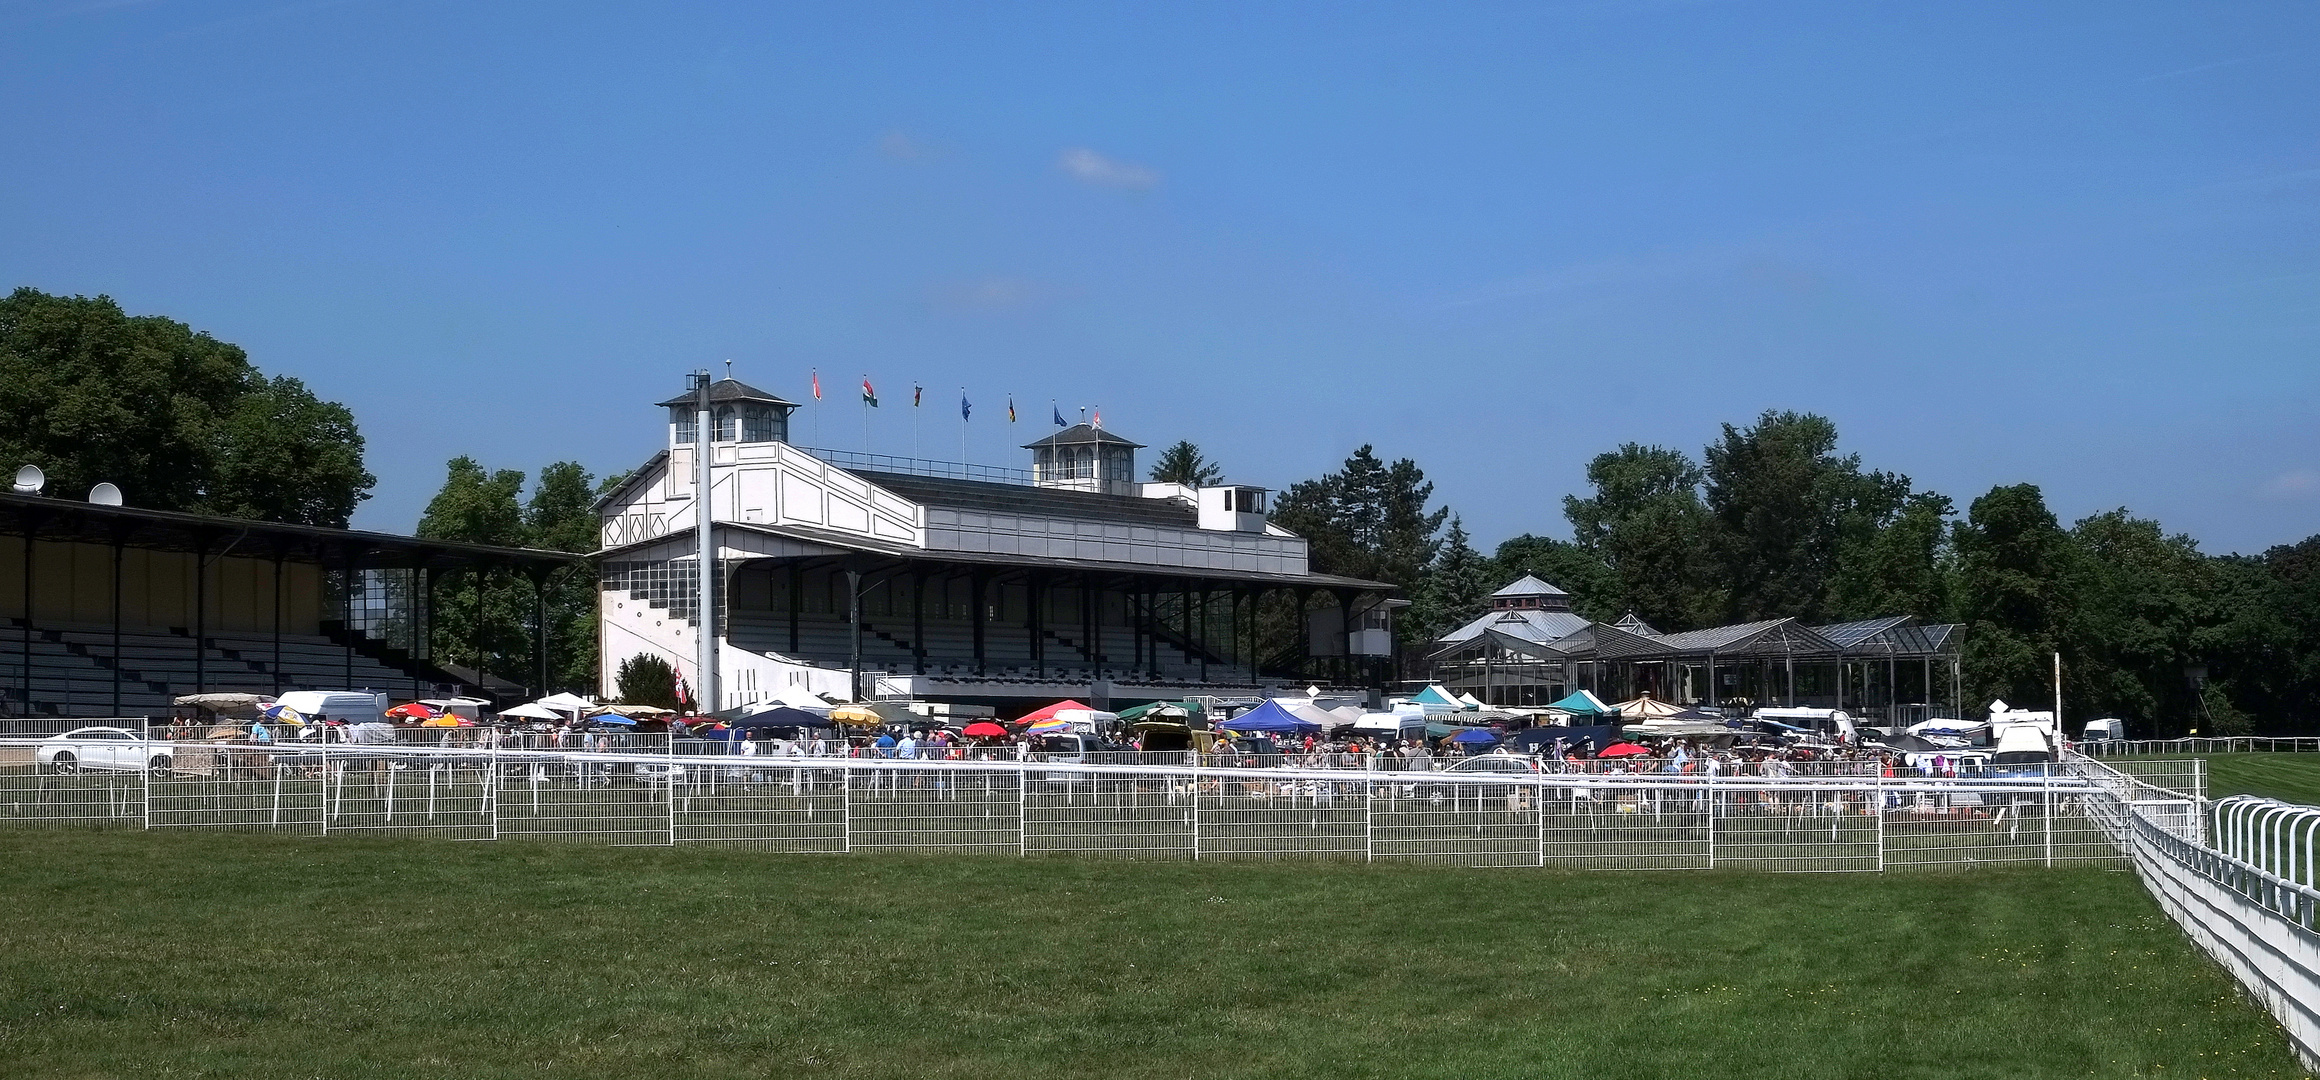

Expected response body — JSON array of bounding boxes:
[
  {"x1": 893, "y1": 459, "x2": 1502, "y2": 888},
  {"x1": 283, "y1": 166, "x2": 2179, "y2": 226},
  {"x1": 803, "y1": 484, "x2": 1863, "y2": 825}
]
[{"x1": 194, "y1": 533, "x2": 209, "y2": 694}]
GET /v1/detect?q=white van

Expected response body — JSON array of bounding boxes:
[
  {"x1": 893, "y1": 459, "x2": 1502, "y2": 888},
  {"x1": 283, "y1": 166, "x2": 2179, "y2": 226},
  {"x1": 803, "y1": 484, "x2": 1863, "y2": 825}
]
[
  {"x1": 273, "y1": 691, "x2": 388, "y2": 726},
  {"x1": 2082, "y1": 718, "x2": 2125, "y2": 742}
]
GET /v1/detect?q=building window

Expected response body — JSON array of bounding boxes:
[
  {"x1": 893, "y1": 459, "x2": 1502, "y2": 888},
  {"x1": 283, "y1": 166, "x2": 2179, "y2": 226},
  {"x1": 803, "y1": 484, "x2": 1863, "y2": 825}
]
[{"x1": 671, "y1": 408, "x2": 697, "y2": 445}]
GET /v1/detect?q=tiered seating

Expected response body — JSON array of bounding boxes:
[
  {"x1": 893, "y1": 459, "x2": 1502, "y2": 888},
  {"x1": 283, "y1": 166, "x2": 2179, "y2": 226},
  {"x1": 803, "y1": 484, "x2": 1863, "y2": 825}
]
[
  {"x1": 2, "y1": 617, "x2": 424, "y2": 718},
  {"x1": 719, "y1": 603, "x2": 1259, "y2": 688}
]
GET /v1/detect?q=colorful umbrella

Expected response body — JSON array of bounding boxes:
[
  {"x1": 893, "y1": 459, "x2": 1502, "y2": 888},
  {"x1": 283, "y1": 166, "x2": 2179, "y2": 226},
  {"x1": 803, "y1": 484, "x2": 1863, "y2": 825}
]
[
  {"x1": 385, "y1": 702, "x2": 438, "y2": 720},
  {"x1": 260, "y1": 704, "x2": 305, "y2": 725}
]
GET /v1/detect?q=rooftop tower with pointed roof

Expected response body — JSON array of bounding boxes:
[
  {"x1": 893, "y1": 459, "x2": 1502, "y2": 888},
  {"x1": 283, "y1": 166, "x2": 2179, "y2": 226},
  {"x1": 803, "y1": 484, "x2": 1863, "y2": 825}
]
[
  {"x1": 1023, "y1": 422, "x2": 1144, "y2": 496},
  {"x1": 659, "y1": 376, "x2": 799, "y2": 449},
  {"x1": 1489, "y1": 574, "x2": 1572, "y2": 613}
]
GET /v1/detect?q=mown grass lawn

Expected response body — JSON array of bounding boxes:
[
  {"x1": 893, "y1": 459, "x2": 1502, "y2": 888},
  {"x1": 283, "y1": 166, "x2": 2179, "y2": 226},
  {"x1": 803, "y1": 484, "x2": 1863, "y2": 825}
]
[
  {"x1": 2190, "y1": 754, "x2": 2320, "y2": 806},
  {"x1": 0, "y1": 828, "x2": 2305, "y2": 1079}
]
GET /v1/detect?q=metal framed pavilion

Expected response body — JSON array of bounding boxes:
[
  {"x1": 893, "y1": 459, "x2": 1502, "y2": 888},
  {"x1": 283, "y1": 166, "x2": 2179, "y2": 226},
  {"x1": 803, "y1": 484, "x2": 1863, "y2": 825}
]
[{"x1": 1429, "y1": 612, "x2": 1964, "y2": 723}]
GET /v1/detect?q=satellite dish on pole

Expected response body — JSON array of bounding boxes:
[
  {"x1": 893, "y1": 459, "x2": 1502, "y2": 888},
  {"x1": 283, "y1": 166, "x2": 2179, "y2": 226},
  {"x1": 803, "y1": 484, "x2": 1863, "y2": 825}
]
[
  {"x1": 88, "y1": 483, "x2": 123, "y2": 507},
  {"x1": 11, "y1": 465, "x2": 43, "y2": 495}
]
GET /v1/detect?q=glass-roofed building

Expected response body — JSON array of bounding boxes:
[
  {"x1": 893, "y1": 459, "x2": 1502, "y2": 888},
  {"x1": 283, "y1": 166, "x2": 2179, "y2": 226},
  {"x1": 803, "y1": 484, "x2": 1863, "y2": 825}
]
[{"x1": 1428, "y1": 576, "x2": 1963, "y2": 723}]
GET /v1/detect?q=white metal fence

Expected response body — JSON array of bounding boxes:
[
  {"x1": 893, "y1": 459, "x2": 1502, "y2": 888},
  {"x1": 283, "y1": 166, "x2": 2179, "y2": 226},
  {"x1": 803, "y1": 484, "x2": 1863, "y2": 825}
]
[
  {"x1": 0, "y1": 724, "x2": 2124, "y2": 871},
  {"x1": 2083, "y1": 737, "x2": 2320, "y2": 757}
]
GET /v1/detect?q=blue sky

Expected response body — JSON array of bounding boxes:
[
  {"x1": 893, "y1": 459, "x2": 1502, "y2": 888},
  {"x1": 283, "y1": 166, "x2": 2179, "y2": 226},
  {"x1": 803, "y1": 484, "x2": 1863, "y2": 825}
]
[{"x1": 3, "y1": 1, "x2": 2315, "y2": 555}]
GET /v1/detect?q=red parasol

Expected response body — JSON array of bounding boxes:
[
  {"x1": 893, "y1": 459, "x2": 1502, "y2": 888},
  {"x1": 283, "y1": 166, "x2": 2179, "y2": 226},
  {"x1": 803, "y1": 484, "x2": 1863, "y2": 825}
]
[
  {"x1": 385, "y1": 702, "x2": 437, "y2": 720},
  {"x1": 1596, "y1": 742, "x2": 1652, "y2": 758},
  {"x1": 962, "y1": 721, "x2": 1009, "y2": 739}
]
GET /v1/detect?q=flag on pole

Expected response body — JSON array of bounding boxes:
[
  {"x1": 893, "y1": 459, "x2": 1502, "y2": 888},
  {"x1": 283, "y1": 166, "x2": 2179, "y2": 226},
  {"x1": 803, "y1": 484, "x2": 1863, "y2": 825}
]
[
  {"x1": 1007, "y1": 397, "x2": 1017, "y2": 423},
  {"x1": 1052, "y1": 403, "x2": 1066, "y2": 427},
  {"x1": 1092, "y1": 407, "x2": 1102, "y2": 429},
  {"x1": 811, "y1": 370, "x2": 821, "y2": 400},
  {"x1": 960, "y1": 392, "x2": 972, "y2": 420},
  {"x1": 913, "y1": 385, "x2": 922, "y2": 407},
  {"x1": 862, "y1": 377, "x2": 878, "y2": 407}
]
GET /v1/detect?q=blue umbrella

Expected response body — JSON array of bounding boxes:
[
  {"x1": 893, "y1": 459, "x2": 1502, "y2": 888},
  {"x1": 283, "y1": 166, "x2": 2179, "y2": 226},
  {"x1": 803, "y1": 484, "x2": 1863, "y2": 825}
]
[
  {"x1": 588, "y1": 715, "x2": 639, "y2": 727},
  {"x1": 1443, "y1": 728, "x2": 1499, "y2": 745}
]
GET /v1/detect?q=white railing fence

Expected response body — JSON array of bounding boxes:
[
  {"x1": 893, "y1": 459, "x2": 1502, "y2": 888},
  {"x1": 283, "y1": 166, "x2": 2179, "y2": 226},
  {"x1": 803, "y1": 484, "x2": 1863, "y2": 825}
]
[
  {"x1": 0, "y1": 729, "x2": 2123, "y2": 871},
  {"x1": 2083, "y1": 737, "x2": 2320, "y2": 757}
]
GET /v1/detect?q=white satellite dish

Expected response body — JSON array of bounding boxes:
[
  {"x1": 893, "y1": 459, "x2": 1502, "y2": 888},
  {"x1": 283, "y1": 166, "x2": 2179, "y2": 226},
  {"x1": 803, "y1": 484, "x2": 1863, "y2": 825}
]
[
  {"x1": 11, "y1": 465, "x2": 43, "y2": 495},
  {"x1": 88, "y1": 482, "x2": 123, "y2": 507}
]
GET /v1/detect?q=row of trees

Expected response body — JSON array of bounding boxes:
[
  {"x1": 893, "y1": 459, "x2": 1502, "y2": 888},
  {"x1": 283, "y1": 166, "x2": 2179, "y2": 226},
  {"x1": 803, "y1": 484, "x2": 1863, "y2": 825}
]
[
  {"x1": 1220, "y1": 413, "x2": 2320, "y2": 737},
  {"x1": 0, "y1": 288, "x2": 374, "y2": 526},
  {"x1": 414, "y1": 458, "x2": 618, "y2": 693}
]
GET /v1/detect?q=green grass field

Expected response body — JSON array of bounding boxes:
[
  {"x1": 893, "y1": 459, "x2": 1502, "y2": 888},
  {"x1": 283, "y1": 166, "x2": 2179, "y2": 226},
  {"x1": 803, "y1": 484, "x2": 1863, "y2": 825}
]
[
  {"x1": 0, "y1": 828, "x2": 2304, "y2": 1079},
  {"x1": 2195, "y1": 755, "x2": 2320, "y2": 806}
]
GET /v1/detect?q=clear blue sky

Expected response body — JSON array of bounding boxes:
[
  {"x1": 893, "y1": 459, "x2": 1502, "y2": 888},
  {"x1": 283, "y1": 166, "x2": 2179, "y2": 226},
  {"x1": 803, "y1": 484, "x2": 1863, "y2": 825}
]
[{"x1": 4, "y1": 1, "x2": 2315, "y2": 555}]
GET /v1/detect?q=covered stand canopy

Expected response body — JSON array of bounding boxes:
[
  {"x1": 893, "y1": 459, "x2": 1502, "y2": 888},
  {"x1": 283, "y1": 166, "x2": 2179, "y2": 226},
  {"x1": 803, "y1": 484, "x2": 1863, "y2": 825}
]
[
  {"x1": 735, "y1": 706, "x2": 835, "y2": 730},
  {"x1": 1219, "y1": 699, "x2": 1321, "y2": 735},
  {"x1": 536, "y1": 692, "x2": 594, "y2": 714},
  {"x1": 1546, "y1": 690, "x2": 1612, "y2": 716},
  {"x1": 500, "y1": 702, "x2": 567, "y2": 721}
]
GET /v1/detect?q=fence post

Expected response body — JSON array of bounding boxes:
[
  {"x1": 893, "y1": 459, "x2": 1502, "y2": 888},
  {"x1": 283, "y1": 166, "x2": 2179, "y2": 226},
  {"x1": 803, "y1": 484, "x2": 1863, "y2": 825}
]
[
  {"x1": 140, "y1": 720, "x2": 152, "y2": 830},
  {"x1": 666, "y1": 735, "x2": 678, "y2": 847},
  {"x1": 1017, "y1": 761, "x2": 1028, "y2": 858},
  {"x1": 1705, "y1": 767, "x2": 1716, "y2": 870},
  {"x1": 1874, "y1": 773, "x2": 1885, "y2": 872},
  {"x1": 840, "y1": 758, "x2": 852, "y2": 854},
  {"x1": 2043, "y1": 769, "x2": 2054, "y2": 868},
  {"x1": 1191, "y1": 765, "x2": 1202, "y2": 861}
]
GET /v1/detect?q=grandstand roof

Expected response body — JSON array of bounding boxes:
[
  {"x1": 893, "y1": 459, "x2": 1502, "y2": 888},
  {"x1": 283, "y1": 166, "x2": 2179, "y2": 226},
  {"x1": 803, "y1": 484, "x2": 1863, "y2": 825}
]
[
  {"x1": 0, "y1": 491, "x2": 580, "y2": 572},
  {"x1": 849, "y1": 470, "x2": 1198, "y2": 528}
]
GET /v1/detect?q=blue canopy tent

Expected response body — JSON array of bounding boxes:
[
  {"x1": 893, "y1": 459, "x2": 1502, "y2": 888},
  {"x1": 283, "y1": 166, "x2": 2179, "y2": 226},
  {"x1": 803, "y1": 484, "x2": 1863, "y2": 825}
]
[
  {"x1": 1442, "y1": 728, "x2": 1499, "y2": 746},
  {"x1": 1219, "y1": 699, "x2": 1322, "y2": 735},
  {"x1": 1546, "y1": 690, "x2": 1612, "y2": 717}
]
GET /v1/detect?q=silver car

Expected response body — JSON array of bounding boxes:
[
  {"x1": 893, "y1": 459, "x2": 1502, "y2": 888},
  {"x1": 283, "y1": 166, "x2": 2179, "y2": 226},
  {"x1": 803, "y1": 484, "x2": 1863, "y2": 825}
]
[{"x1": 35, "y1": 727, "x2": 171, "y2": 774}]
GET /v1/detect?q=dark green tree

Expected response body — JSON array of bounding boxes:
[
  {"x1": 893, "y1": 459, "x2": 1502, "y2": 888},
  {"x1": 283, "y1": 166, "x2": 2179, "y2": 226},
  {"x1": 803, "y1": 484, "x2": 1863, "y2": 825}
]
[
  {"x1": 1562, "y1": 443, "x2": 1717, "y2": 629},
  {"x1": 1269, "y1": 445, "x2": 1446, "y2": 592},
  {"x1": 1827, "y1": 491, "x2": 1955, "y2": 621},
  {"x1": 1953, "y1": 484, "x2": 2072, "y2": 710},
  {"x1": 0, "y1": 287, "x2": 373, "y2": 525},
  {"x1": 417, "y1": 457, "x2": 532, "y2": 686},
  {"x1": 525, "y1": 462, "x2": 607, "y2": 692},
  {"x1": 1408, "y1": 517, "x2": 1496, "y2": 642},
  {"x1": 1703, "y1": 411, "x2": 1903, "y2": 623},
  {"x1": 614, "y1": 653, "x2": 681, "y2": 710},
  {"x1": 1147, "y1": 441, "x2": 1224, "y2": 486}
]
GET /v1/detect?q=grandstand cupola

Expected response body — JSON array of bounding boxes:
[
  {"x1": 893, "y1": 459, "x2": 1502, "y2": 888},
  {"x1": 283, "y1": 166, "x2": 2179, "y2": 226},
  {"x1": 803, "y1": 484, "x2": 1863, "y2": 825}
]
[
  {"x1": 657, "y1": 377, "x2": 797, "y2": 448},
  {"x1": 1489, "y1": 575, "x2": 1572, "y2": 613},
  {"x1": 1023, "y1": 424, "x2": 1144, "y2": 497}
]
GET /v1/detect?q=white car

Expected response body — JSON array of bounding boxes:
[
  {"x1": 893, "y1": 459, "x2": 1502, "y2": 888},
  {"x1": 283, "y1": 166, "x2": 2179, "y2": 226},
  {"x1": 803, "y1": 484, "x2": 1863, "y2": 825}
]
[{"x1": 36, "y1": 727, "x2": 172, "y2": 774}]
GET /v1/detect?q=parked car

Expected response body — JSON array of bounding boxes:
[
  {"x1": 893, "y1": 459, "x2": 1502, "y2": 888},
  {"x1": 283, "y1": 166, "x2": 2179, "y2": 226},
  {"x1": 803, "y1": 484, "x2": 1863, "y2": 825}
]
[
  {"x1": 36, "y1": 727, "x2": 171, "y2": 774},
  {"x1": 1444, "y1": 754, "x2": 1541, "y2": 776}
]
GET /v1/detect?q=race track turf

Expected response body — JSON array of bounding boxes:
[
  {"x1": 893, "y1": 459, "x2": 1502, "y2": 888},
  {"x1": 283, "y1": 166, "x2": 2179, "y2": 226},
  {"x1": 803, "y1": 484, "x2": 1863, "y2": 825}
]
[{"x1": 0, "y1": 828, "x2": 2305, "y2": 1079}]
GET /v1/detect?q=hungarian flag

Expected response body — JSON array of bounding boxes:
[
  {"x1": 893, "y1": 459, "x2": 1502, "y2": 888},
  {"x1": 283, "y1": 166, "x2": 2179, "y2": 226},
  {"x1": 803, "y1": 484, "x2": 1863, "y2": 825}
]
[
  {"x1": 912, "y1": 385, "x2": 922, "y2": 407},
  {"x1": 862, "y1": 377, "x2": 878, "y2": 407},
  {"x1": 811, "y1": 370, "x2": 821, "y2": 400}
]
